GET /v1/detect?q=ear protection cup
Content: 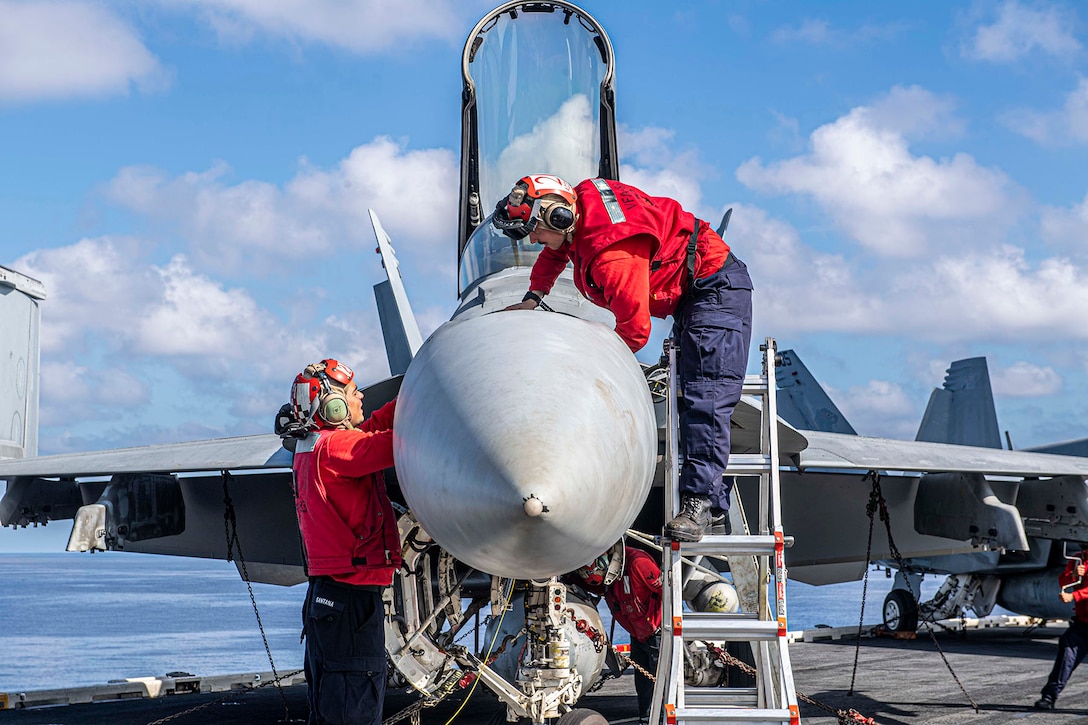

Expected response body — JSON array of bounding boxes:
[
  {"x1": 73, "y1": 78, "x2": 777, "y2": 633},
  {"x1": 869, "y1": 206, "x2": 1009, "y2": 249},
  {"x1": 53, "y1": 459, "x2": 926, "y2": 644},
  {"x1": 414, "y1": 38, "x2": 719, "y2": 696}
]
[
  {"x1": 541, "y1": 199, "x2": 576, "y2": 233},
  {"x1": 321, "y1": 394, "x2": 349, "y2": 425},
  {"x1": 291, "y1": 358, "x2": 357, "y2": 430}
]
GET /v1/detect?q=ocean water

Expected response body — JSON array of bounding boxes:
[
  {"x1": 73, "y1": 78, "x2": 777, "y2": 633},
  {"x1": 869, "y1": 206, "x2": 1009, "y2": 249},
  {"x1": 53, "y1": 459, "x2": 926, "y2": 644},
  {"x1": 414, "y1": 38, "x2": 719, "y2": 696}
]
[{"x1": 0, "y1": 553, "x2": 965, "y2": 693}]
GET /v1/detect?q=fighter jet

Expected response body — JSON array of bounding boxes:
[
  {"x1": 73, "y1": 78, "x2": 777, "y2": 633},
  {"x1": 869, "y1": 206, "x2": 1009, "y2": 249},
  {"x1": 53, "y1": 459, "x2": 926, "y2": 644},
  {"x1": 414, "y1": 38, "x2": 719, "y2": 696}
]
[
  {"x1": 776, "y1": 350, "x2": 1088, "y2": 633},
  {"x1": 3, "y1": 1, "x2": 1088, "y2": 722}
]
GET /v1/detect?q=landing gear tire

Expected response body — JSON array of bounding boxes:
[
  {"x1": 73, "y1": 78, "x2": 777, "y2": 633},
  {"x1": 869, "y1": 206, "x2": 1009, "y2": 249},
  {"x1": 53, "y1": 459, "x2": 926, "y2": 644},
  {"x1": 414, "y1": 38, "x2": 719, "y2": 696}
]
[
  {"x1": 883, "y1": 589, "x2": 919, "y2": 633},
  {"x1": 554, "y1": 708, "x2": 608, "y2": 724}
]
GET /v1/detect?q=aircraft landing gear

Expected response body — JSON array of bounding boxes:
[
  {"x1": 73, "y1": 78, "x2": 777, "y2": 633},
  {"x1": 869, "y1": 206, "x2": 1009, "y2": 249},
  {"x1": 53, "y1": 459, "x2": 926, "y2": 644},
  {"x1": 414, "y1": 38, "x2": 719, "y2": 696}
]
[{"x1": 882, "y1": 589, "x2": 919, "y2": 633}]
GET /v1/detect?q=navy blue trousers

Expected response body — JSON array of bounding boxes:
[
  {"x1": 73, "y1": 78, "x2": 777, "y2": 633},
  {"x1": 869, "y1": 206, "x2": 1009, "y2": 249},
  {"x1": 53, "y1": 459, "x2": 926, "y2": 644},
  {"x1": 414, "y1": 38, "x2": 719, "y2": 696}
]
[
  {"x1": 303, "y1": 577, "x2": 387, "y2": 725},
  {"x1": 671, "y1": 256, "x2": 754, "y2": 511},
  {"x1": 1042, "y1": 619, "x2": 1088, "y2": 701},
  {"x1": 631, "y1": 630, "x2": 661, "y2": 721}
]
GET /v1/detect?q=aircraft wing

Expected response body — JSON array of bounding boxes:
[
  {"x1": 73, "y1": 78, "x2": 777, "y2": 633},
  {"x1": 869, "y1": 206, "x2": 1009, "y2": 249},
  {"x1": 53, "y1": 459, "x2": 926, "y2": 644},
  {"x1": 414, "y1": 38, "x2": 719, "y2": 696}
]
[
  {"x1": 0, "y1": 434, "x2": 290, "y2": 479},
  {"x1": 797, "y1": 430, "x2": 1088, "y2": 477},
  {"x1": 0, "y1": 373, "x2": 402, "y2": 481}
]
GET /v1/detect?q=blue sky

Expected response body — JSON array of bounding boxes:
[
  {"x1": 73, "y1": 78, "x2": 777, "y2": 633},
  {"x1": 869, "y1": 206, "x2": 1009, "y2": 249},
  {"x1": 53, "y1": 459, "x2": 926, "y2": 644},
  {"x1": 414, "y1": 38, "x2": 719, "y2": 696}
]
[{"x1": 2, "y1": 0, "x2": 1088, "y2": 551}]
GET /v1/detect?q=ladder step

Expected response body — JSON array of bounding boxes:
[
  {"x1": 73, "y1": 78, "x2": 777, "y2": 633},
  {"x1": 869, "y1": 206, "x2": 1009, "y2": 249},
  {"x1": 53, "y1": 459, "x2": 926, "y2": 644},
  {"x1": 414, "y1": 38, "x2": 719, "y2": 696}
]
[
  {"x1": 678, "y1": 614, "x2": 781, "y2": 641},
  {"x1": 679, "y1": 534, "x2": 778, "y2": 558},
  {"x1": 741, "y1": 375, "x2": 770, "y2": 395},
  {"x1": 684, "y1": 686, "x2": 758, "y2": 706},
  {"x1": 671, "y1": 707, "x2": 794, "y2": 724},
  {"x1": 724, "y1": 454, "x2": 773, "y2": 475}
]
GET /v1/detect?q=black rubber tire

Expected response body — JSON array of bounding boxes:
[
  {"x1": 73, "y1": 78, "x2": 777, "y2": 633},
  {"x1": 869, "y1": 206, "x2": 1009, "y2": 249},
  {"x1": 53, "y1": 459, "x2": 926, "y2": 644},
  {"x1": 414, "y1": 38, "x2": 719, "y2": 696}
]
[
  {"x1": 554, "y1": 708, "x2": 609, "y2": 725},
  {"x1": 883, "y1": 589, "x2": 919, "y2": 632}
]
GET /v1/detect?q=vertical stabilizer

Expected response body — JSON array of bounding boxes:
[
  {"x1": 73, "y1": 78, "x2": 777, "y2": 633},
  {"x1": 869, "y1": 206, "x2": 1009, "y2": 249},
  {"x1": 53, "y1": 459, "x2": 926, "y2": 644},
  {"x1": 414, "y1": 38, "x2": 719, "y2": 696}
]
[
  {"x1": 915, "y1": 357, "x2": 1001, "y2": 448},
  {"x1": 370, "y1": 210, "x2": 424, "y2": 376},
  {"x1": 775, "y1": 350, "x2": 857, "y2": 435},
  {"x1": 0, "y1": 265, "x2": 45, "y2": 460}
]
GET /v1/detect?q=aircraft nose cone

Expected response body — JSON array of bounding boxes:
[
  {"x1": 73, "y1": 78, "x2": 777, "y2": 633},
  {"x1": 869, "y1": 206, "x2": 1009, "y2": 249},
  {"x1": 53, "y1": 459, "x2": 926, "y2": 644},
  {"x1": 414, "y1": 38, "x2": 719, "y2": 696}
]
[{"x1": 393, "y1": 312, "x2": 657, "y2": 579}]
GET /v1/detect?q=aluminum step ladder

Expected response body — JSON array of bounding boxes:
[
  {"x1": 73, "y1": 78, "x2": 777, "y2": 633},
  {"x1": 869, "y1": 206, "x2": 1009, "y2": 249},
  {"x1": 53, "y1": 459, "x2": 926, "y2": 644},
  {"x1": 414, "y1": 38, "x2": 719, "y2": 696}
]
[{"x1": 649, "y1": 337, "x2": 800, "y2": 725}]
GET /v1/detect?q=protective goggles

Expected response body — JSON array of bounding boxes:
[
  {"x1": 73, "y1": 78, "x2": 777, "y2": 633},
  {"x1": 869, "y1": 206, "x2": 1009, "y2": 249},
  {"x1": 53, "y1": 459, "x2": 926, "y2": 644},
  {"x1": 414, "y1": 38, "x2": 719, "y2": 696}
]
[{"x1": 492, "y1": 197, "x2": 540, "y2": 240}]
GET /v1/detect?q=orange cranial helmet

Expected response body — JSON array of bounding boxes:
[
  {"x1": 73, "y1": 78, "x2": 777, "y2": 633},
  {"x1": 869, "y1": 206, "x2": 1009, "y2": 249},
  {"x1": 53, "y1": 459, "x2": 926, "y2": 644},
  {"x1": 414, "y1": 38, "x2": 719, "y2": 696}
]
[
  {"x1": 291, "y1": 358, "x2": 356, "y2": 430},
  {"x1": 492, "y1": 174, "x2": 577, "y2": 240}
]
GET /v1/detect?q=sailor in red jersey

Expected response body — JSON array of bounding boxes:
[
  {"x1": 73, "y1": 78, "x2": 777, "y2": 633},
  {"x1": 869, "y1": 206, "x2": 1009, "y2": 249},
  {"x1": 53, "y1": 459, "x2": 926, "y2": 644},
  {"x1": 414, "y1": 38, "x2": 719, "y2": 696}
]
[
  {"x1": 494, "y1": 174, "x2": 753, "y2": 542},
  {"x1": 575, "y1": 542, "x2": 662, "y2": 725},
  {"x1": 278, "y1": 359, "x2": 401, "y2": 725},
  {"x1": 1037, "y1": 550, "x2": 1088, "y2": 710}
]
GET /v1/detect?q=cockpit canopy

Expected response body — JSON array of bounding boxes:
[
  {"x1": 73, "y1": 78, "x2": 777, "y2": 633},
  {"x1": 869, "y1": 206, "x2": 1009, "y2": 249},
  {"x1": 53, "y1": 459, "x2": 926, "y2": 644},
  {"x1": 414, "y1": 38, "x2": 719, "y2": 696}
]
[{"x1": 457, "y1": 1, "x2": 618, "y2": 295}]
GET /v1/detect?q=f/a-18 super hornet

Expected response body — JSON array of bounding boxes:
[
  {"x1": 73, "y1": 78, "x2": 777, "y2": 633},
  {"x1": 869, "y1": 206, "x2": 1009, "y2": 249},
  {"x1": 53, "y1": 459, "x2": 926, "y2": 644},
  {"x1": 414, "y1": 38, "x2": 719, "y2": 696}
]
[
  {"x1": 3, "y1": 2, "x2": 1088, "y2": 722},
  {"x1": 777, "y1": 350, "x2": 1088, "y2": 633}
]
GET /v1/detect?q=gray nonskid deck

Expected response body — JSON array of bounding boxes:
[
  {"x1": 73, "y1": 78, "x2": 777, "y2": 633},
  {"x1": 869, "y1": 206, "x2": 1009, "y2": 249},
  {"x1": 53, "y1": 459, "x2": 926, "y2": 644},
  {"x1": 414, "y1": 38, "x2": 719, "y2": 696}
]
[
  {"x1": 0, "y1": 672, "x2": 645, "y2": 724},
  {"x1": 792, "y1": 624, "x2": 1086, "y2": 724},
  {"x1": 2, "y1": 624, "x2": 1084, "y2": 723}
]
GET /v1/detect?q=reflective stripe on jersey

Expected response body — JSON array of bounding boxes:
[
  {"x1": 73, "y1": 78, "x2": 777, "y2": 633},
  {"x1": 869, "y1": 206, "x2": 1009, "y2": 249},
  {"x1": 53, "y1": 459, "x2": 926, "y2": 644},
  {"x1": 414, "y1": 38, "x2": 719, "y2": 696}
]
[{"x1": 591, "y1": 179, "x2": 626, "y2": 224}]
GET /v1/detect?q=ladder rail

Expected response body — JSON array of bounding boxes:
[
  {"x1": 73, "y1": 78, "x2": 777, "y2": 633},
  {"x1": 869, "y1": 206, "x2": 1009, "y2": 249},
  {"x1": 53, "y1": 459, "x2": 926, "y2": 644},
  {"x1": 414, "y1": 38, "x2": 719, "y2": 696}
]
[
  {"x1": 652, "y1": 337, "x2": 800, "y2": 725},
  {"x1": 649, "y1": 340, "x2": 682, "y2": 725}
]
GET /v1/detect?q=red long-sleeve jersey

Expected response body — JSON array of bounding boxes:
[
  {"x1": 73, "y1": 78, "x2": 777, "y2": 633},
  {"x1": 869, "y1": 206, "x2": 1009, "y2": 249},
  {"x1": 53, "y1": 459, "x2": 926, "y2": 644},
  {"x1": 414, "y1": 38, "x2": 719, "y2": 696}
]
[
  {"x1": 603, "y1": 547, "x2": 663, "y2": 643},
  {"x1": 1061, "y1": 556, "x2": 1088, "y2": 622},
  {"x1": 529, "y1": 178, "x2": 729, "y2": 352},
  {"x1": 292, "y1": 398, "x2": 402, "y2": 586}
]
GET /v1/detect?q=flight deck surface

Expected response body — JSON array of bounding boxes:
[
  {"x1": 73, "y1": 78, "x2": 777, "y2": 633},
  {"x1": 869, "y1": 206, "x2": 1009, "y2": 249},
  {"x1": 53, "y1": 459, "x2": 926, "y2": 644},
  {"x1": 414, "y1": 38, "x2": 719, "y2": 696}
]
[{"x1": 3, "y1": 624, "x2": 1086, "y2": 724}]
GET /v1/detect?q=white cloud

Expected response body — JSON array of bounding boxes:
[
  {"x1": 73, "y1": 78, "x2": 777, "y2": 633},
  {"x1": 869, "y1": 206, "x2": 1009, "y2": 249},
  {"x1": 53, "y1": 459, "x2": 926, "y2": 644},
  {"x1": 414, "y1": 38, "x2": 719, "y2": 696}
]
[
  {"x1": 14, "y1": 237, "x2": 390, "y2": 397},
  {"x1": 991, "y1": 361, "x2": 1063, "y2": 396},
  {"x1": 609, "y1": 115, "x2": 1088, "y2": 349},
  {"x1": 0, "y1": 1, "x2": 165, "y2": 103},
  {"x1": 964, "y1": 0, "x2": 1082, "y2": 62},
  {"x1": 771, "y1": 18, "x2": 908, "y2": 47},
  {"x1": 1040, "y1": 190, "x2": 1088, "y2": 260},
  {"x1": 620, "y1": 165, "x2": 705, "y2": 215},
  {"x1": 773, "y1": 19, "x2": 835, "y2": 45},
  {"x1": 845, "y1": 380, "x2": 915, "y2": 415},
  {"x1": 864, "y1": 85, "x2": 966, "y2": 140},
  {"x1": 488, "y1": 95, "x2": 599, "y2": 204},
  {"x1": 103, "y1": 137, "x2": 458, "y2": 274},
  {"x1": 166, "y1": 0, "x2": 467, "y2": 54},
  {"x1": 618, "y1": 124, "x2": 707, "y2": 212},
  {"x1": 293, "y1": 138, "x2": 459, "y2": 260},
  {"x1": 1003, "y1": 77, "x2": 1088, "y2": 145},
  {"x1": 14, "y1": 237, "x2": 161, "y2": 354},
  {"x1": 483, "y1": 101, "x2": 708, "y2": 219},
  {"x1": 922, "y1": 358, "x2": 956, "y2": 388},
  {"x1": 620, "y1": 126, "x2": 680, "y2": 168},
  {"x1": 136, "y1": 256, "x2": 294, "y2": 360},
  {"x1": 736, "y1": 87, "x2": 1019, "y2": 257},
  {"x1": 895, "y1": 248, "x2": 1088, "y2": 342},
  {"x1": 835, "y1": 379, "x2": 919, "y2": 439},
  {"x1": 768, "y1": 110, "x2": 803, "y2": 151},
  {"x1": 39, "y1": 360, "x2": 151, "y2": 426},
  {"x1": 729, "y1": 205, "x2": 881, "y2": 336},
  {"x1": 722, "y1": 202, "x2": 1088, "y2": 345}
]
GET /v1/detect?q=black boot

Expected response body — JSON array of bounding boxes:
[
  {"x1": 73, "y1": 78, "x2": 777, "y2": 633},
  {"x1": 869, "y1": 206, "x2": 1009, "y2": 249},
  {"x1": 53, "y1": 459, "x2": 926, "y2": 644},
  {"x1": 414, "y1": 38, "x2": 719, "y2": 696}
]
[
  {"x1": 710, "y1": 507, "x2": 732, "y2": 535},
  {"x1": 666, "y1": 494, "x2": 712, "y2": 542},
  {"x1": 1035, "y1": 696, "x2": 1055, "y2": 710}
]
